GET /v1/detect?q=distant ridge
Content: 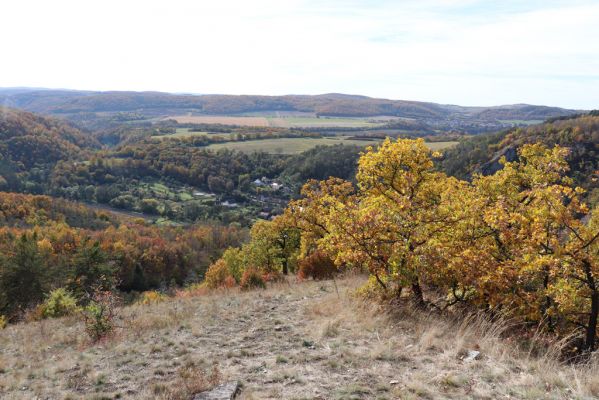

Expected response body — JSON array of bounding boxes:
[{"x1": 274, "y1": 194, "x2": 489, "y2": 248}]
[{"x1": 0, "y1": 87, "x2": 581, "y2": 119}]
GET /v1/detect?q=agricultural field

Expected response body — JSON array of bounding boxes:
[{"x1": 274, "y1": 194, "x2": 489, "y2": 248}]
[
  {"x1": 153, "y1": 128, "x2": 235, "y2": 139},
  {"x1": 266, "y1": 116, "x2": 386, "y2": 128},
  {"x1": 498, "y1": 119, "x2": 545, "y2": 125},
  {"x1": 166, "y1": 115, "x2": 388, "y2": 128},
  {"x1": 168, "y1": 115, "x2": 270, "y2": 127},
  {"x1": 206, "y1": 136, "x2": 458, "y2": 154}
]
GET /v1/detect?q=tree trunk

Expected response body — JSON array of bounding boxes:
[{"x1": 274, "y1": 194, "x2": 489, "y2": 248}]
[
  {"x1": 541, "y1": 269, "x2": 554, "y2": 331},
  {"x1": 585, "y1": 290, "x2": 599, "y2": 352},
  {"x1": 282, "y1": 259, "x2": 288, "y2": 275},
  {"x1": 583, "y1": 260, "x2": 598, "y2": 352},
  {"x1": 411, "y1": 281, "x2": 425, "y2": 308}
]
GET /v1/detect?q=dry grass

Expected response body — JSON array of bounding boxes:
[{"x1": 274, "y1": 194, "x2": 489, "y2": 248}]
[{"x1": 1, "y1": 276, "x2": 599, "y2": 399}]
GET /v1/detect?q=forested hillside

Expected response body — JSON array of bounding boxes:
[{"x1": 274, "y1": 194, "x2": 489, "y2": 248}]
[
  {"x1": 0, "y1": 192, "x2": 247, "y2": 320},
  {"x1": 440, "y1": 113, "x2": 599, "y2": 203},
  {"x1": 0, "y1": 107, "x2": 99, "y2": 192},
  {"x1": 0, "y1": 88, "x2": 581, "y2": 133}
]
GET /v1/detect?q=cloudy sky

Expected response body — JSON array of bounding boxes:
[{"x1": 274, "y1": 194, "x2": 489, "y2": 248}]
[{"x1": 1, "y1": 0, "x2": 598, "y2": 108}]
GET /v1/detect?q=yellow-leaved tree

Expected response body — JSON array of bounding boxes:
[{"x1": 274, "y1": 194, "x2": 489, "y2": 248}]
[{"x1": 215, "y1": 138, "x2": 599, "y2": 352}]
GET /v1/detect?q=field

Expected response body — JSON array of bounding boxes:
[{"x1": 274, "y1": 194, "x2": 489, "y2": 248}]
[
  {"x1": 2, "y1": 276, "x2": 599, "y2": 399},
  {"x1": 167, "y1": 115, "x2": 387, "y2": 128},
  {"x1": 267, "y1": 116, "x2": 386, "y2": 128},
  {"x1": 153, "y1": 128, "x2": 235, "y2": 139},
  {"x1": 168, "y1": 115, "x2": 270, "y2": 127},
  {"x1": 498, "y1": 119, "x2": 545, "y2": 125},
  {"x1": 206, "y1": 137, "x2": 458, "y2": 154}
]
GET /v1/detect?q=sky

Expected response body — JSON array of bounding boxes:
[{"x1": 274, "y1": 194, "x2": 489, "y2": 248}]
[{"x1": 1, "y1": 0, "x2": 598, "y2": 109}]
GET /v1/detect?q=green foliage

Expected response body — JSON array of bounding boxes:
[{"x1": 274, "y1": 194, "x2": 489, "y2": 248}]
[
  {"x1": 221, "y1": 247, "x2": 244, "y2": 282},
  {"x1": 81, "y1": 290, "x2": 118, "y2": 342},
  {"x1": 40, "y1": 288, "x2": 79, "y2": 319},
  {"x1": 67, "y1": 240, "x2": 115, "y2": 302},
  {"x1": 0, "y1": 233, "x2": 47, "y2": 318}
]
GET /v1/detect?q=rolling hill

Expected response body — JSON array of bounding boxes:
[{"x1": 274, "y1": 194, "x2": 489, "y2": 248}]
[{"x1": 0, "y1": 88, "x2": 582, "y2": 133}]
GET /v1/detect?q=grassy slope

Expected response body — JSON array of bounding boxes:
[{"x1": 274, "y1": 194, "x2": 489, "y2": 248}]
[
  {"x1": 206, "y1": 137, "x2": 458, "y2": 155},
  {"x1": 1, "y1": 276, "x2": 598, "y2": 399}
]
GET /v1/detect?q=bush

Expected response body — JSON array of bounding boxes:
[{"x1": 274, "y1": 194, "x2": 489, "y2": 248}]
[
  {"x1": 40, "y1": 288, "x2": 79, "y2": 319},
  {"x1": 204, "y1": 259, "x2": 235, "y2": 289},
  {"x1": 176, "y1": 283, "x2": 209, "y2": 298},
  {"x1": 81, "y1": 290, "x2": 118, "y2": 342},
  {"x1": 240, "y1": 268, "x2": 266, "y2": 290},
  {"x1": 137, "y1": 290, "x2": 167, "y2": 306},
  {"x1": 263, "y1": 270, "x2": 284, "y2": 283},
  {"x1": 0, "y1": 315, "x2": 6, "y2": 329},
  {"x1": 298, "y1": 251, "x2": 338, "y2": 280}
]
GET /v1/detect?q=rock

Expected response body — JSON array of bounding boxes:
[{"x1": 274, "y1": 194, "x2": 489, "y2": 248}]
[
  {"x1": 193, "y1": 381, "x2": 240, "y2": 400},
  {"x1": 463, "y1": 350, "x2": 481, "y2": 362},
  {"x1": 389, "y1": 380, "x2": 399, "y2": 385}
]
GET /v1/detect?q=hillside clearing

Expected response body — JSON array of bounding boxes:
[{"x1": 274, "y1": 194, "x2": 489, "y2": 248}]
[{"x1": 1, "y1": 276, "x2": 598, "y2": 399}]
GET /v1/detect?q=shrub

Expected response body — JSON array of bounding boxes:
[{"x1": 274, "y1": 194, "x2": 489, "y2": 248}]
[
  {"x1": 263, "y1": 270, "x2": 284, "y2": 283},
  {"x1": 204, "y1": 259, "x2": 234, "y2": 289},
  {"x1": 159, "y1": 364, "x2": 221, "y2": 399},
  {"x1": 176, "y1": 283, "x2": 209, "y2": 298},
  {"x1": 81, "y1": 290, "x2": 118, "y2": 342},
  {"x1": 40, "y1": 288, "x2": 79, "y2": 319},
  {"x1": 298, "y1": 251, "x2": 338, "y2": 280},
  {"x1": 0, "y1": 315, "x2": 6, "y2": 329},
  {"x1": 137, "y1": 290, "x2": 167, "y2": 306},
  {"x1": 240, "y1": 268, "x2": 266, "y2": 290}
]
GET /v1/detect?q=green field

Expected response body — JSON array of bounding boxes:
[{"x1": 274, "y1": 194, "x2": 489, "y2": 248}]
[
  {"x1": 154, "y1": 128, "x2": 235, "y2": 139},
  {"x1": 267, "y1": 116, "x2": 386, "y2": 128},
  {"x1": 206, "y1": 137, "x2": 458, "y2": 154},
  {"x1": 498, "y1": 119, "x2": 544, "y2": 125}
]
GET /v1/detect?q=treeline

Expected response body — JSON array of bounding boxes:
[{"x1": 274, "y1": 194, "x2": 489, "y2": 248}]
[
  {"x1": 0, "y1": 192, "x2": 247, "y2": 321},
  {"x1": 210, "y1": 138, "x2": 599, "y2": 353}
]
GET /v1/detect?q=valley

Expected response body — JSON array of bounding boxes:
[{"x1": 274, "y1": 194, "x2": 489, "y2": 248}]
[{"x1": 0, "y1": 89, "x2": 597, "y2": 400}]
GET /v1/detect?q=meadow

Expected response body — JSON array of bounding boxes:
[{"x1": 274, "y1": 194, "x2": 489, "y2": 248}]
[
  {"x1": 206, "y1": 137, "x2": 458, "y2": 154},
  {"x1": 153, "y1": 128, "x2": 236, "y2": 139},
  {"x1": 267, "y1": 116, "x2": 386, "y2": 128},
  {"x1": 497, "y1": 119, "x2": 545, "y2": 125},
  {"x1": 167, "y1": 115, "x2": 387, "y2": 128},
  {"x1": 2, "y1": 276, "x2": 598, "y2": 399}
]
